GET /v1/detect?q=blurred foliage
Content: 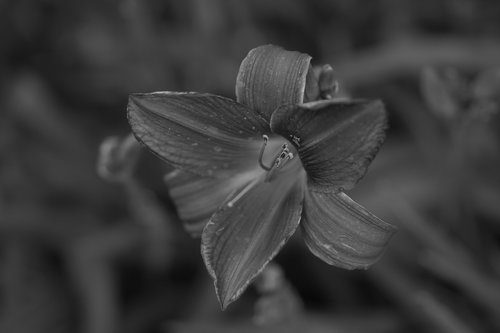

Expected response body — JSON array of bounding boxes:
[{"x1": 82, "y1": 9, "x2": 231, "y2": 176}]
[{"x1": 1, "y1": 0, "x2": 500, "y2": 332}]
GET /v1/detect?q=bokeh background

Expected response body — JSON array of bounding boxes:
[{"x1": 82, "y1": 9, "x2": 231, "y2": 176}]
[{"x1": 2, "y1": 0, "x2": 500, "y2": 332}]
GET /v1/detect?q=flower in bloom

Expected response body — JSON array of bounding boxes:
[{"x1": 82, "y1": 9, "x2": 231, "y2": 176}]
[{"x1": 127, "y1": 45, "x2": 396, "y2": 309}]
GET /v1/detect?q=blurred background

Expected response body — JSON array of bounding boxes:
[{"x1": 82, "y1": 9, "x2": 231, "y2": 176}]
[{"x1": 2, "y1": 0, "x2": 500, "y2": 332}]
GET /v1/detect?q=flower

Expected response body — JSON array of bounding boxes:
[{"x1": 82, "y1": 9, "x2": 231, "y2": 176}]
[{"x1": 127, "y1": 45, "x2": 396, "y2": 309}]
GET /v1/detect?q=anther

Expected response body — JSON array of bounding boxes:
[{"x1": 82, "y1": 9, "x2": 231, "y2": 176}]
[{"x1": 258, "y1": 135, "x2": 296, "y2": 181}]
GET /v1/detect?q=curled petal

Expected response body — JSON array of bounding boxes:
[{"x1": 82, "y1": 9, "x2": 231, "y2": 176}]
[
  {"x1": 236, "y1": 45, "x2": 311, "y2": 120},
  {"x1": 271, "y1": 99, "x2": 387, "y2": 192},
  {"x1": 201, "y1": 168, "x2": 306, "y2": 309},
  {"x1": 301, "y1": 191, "x2": 396, "y2": 270},
  {"x1": 164, "y1": 169, "x2": 261, "y2": 237},
  {"x1": 128, "y1": 92, "x2": 269, "y2": 178}
]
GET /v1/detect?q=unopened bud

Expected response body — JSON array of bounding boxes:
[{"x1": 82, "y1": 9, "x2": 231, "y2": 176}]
[{"x1": 97, "y1": 134, "x2": 141, "y2": 182}]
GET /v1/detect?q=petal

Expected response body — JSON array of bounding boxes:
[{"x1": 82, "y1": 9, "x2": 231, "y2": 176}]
[
  {"x1": 164, "y1": 169, "x2": 261, "y2": 237},
  {"x1": 301, "y1": 190, "x2": 396, "y2": 270},
  {"x1": 235, "y1": 45, "x2": 311, "y2": 120},
  {"x1": 270, "y1": 99, "x2": 387, "y2": 192},
  {"x1": 128, "y1": 92, "x2": 269, "y2": 178},
  {"x1": 201, "y1": 168, "x2": 306, "y2": 309}
]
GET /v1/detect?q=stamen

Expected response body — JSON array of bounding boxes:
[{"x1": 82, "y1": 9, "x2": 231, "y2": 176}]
[{"x1": 258, "y1": 135, "x2": 296, "y2": 182}]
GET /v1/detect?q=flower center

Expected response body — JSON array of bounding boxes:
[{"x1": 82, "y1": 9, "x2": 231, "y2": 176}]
[
  {"x1": 224, "y1": 135, "x2": 304, "y2": 208},
  {"x1": 258, "y1": 135, "x2": 296, "y2": 182}
]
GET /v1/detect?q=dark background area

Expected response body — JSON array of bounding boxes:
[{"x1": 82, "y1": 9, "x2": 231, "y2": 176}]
[{"x1": 2, "y1": 0, "x2": 500, "y2": 332}]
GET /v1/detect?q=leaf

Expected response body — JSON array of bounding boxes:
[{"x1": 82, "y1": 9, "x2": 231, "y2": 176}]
[
  {"x1": 420, "y1": 67, "x2": 460, "y2": 119},
  {"x1": 201, "y1": 165, "x2": 305, "y2": 309},
  {"x1": 235, "y1": 45, "x2": 312, "y2": 120},
  {"x1": 301, "y1": 191, "x2": 396, "y2": 269},
  {"x1": 128, "y1": 92, "x2": 269, "y2": 178},
  {"x1": 270, "y1": 99, "x2": 387, "y2": 192}
]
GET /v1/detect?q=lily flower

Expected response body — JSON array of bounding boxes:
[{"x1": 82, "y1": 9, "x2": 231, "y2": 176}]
[{"x1": 127, "y1": 45, "x2": 396, "y2": 309}]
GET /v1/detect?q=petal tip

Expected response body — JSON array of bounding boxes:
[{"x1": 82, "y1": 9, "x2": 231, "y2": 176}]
[
  {"x1": 301, "y1": 191, "x2": 396, "y2": 270},
  {"x1": 305, "y1": 240, "x2": 387, "y2": 271},
  {"x1": 126, "y1": 95, "x2": 146, "y2": 144},
  {"x1": 213, "y1": 257, "x2": 276, "y2": 310}
]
